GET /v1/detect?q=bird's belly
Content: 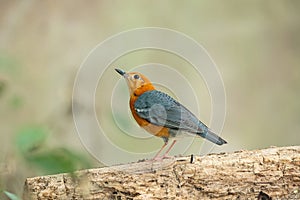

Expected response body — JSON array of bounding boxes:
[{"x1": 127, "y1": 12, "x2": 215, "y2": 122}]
[
  {"x1": 131, "y1": 109, "x2": 170, "y2": 138},
  {"x1": 142, "y1": 123, "x2": 170, "y2": 138}
]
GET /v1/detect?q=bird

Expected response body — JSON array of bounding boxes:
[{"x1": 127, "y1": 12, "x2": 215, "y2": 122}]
[{"x1": 115, "y1": 68, "x2": 227, "y2": 160}]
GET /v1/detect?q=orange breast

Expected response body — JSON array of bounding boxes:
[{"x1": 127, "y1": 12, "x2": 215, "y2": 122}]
[{"x1": 129, "y1": 96, "x2": 170, "y2": 139}]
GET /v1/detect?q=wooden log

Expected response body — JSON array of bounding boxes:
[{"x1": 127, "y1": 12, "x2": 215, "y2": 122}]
[{"x1": 23, "y1": 146, "x2": 300, "y2": 199}]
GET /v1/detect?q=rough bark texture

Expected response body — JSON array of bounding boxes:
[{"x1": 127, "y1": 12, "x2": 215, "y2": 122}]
[{"x1": 23, "y1": 146, "x2": 300, "y2": 200}]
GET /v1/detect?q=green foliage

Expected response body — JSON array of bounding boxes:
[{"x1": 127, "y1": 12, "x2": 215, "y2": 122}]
[
  {"x1": 9, "y1": 95, "x2": 23, "y2": 109},
  {"x1": 0, "y1": 55, "x2": 23, "y2": 109},
  {"x1": 16, "y1": 126, "x2": 48, "y2": 154},
  {"x1": 3, "y1": 191, "x2": 21, "y2": 200},
  {"x1": 0, "y1": 79, "x2": 6, "y2": 97},
  {"x1": 15, "y1": 125, "x2": 91, "y2": 175},
  {"x1": 0, "y1": 54, "x2": 20, "y2": 76},
  {"x1": 26, "y1": 147, "x2": 91, "y2": 174}
]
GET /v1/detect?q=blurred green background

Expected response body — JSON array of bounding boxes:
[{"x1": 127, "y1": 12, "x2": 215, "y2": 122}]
[{"x1": 1, "y1": 1, "x2": 300, "y2": 198}]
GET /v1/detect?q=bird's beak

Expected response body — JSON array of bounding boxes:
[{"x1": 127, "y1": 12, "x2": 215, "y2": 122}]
[{"x1": 115, "y1": 68, "x2": 126, "y2": 76}]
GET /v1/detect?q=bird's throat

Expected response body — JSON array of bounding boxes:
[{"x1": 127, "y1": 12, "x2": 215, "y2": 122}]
[{"x1": 131, "y1": 83, "x2": 155, "y2": 97}]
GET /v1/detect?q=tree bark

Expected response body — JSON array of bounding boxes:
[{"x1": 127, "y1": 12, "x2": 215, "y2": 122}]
[{"x1": 23, "y1": 146, "x2": 300, "y2": 200}]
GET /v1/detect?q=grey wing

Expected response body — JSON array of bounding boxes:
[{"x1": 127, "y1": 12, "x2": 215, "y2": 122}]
[{"x1": 134, "y1": 90, "x2": 207, "y2": 133}]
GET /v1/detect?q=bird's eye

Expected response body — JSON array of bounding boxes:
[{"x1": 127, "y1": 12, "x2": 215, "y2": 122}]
[{"x1": 133, "y1": 74, "x2": 140, "y2": 79}]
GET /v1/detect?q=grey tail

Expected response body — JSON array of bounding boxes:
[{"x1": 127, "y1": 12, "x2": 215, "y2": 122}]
[{"x1": 198, "y1": 130, "x2": 227, "y2": 145}]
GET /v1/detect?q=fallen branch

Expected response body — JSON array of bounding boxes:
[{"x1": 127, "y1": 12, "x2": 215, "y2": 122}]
[{"x1": 23, "y1": 146, "x2": 300, "y2": 199}]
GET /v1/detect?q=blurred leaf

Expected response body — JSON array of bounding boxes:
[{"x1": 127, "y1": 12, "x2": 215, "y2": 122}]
[
  {"x1": 3, "y1": 191, "x2": 21, "y2": 200},
  {"x1": 15, "y1": 125, "x2": 92, "y2": 175},
  {"x1": 27, "y1": 148, "x2": 91, "y2": 174},
  {"x1": 15, "y1": 126, "x2": 48, "y2": 154},
  {"x1": 0, "y1": 79, "x2": 6, "y2": 97},
  {"x1": 9, "y1": 95, "x2": 23, "y2": 109},
  {"x1": 0, "y1": 54, "x2": 20, "y2": 76}
]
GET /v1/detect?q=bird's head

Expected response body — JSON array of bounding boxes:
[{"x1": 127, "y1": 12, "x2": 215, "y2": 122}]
[{"x1": 115, "y1": 68, "x2": 155, "y2": 96}]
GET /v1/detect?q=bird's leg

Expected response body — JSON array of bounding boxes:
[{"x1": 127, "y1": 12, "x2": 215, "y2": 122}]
[
  {"x1": 161, "y1": 140, "x2": 177, "y2": 158},
  {"x1": 152, "y1": 140, "x2": 177, "y2": 161},
  {"x1": 152, "y1": 142, "x2": 167, "y2": 160}
]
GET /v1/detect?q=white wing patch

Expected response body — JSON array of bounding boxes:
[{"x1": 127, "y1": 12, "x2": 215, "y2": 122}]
[{"x1": 135, "y1": 108, "x2": 149, "y2": 113}]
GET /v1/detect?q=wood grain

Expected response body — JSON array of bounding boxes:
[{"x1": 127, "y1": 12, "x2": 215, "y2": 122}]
[{"x1": 23, "y1": 146, "x2": 300, "y2": 199}]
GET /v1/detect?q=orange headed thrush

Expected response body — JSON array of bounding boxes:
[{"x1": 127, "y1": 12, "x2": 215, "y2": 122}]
[{"x1": 115, "y1": 68, "x2": 227, "y2": 160}]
